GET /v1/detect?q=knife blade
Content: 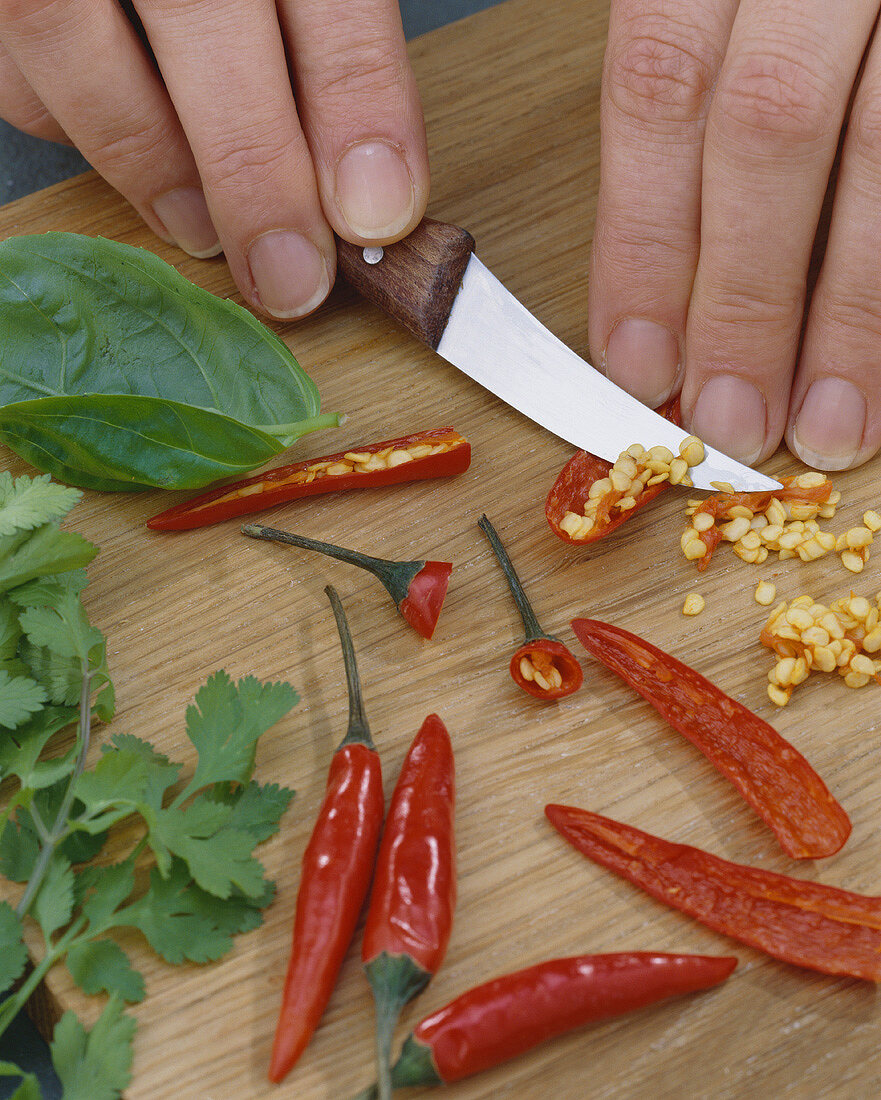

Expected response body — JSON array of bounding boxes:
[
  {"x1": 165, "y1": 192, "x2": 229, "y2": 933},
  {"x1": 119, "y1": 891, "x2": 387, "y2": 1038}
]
[{"x1": 337, "y1": 220, "x2": 780, "y2": 493}]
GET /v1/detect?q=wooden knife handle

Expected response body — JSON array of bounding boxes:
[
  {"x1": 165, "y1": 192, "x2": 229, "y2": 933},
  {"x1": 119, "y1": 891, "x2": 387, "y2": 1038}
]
[{"x1": 336, "y1": 218, "x2": 475, "y2": 350}]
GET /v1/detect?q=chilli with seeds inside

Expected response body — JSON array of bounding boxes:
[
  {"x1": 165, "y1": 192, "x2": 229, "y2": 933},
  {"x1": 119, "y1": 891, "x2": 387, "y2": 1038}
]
[
  {"x1": 478, "y1": 514, "x2": 582, "y2": 699},
  {"x1": 545, "y1": 397, "x2": 693, "y2": 545},
  {"x1": 147, "y1": 428, "x2": 471, "y2": 529}
]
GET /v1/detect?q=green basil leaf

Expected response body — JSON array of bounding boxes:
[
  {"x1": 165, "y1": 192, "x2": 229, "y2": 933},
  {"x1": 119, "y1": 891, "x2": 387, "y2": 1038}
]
[
  {"x1": 0, "y1": 233, "x2": 340, "y2": 489},
  {"x1": 0, "y1": 395, "x2": 286, "y2": 490}
]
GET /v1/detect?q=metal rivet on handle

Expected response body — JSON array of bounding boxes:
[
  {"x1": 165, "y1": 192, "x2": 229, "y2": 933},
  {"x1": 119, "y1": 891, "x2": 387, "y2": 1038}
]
[{"x1": 362, "y1": 246, "x2": 384, "y2": 265}]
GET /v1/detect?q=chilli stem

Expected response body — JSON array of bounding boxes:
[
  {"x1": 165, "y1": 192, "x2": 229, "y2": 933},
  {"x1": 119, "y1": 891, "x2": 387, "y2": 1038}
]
[
  {"x1": 325, "y1": 585, "x2": 375, "y2": 750},
  {"x1": 478, "y1": 514, "x2": 546, "y2": 641}
]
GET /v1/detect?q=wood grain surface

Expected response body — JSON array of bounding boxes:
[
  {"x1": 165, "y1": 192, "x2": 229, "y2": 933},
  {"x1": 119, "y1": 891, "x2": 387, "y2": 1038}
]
[{"x1": 2, "y1": 0, "x2": 881, "y2": 1097}]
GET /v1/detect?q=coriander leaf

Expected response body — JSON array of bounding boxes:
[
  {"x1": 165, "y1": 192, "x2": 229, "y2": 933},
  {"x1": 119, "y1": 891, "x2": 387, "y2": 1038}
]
[
  {"x1": 75, "y1": 858, "x2": 136, "y2": 934},
  {"x1": 0, "y1": 670, "x2": 47, "y2": 730},
  {"x1": 32, "y1": 854, "x2": 74, "y2": 939},
  {"x1": 66, "y1": 940, "x2": 145, "y2": 1004},
  {"x1": 179, "y1": 671, "x2": 298, "y2": 799},
  {"x1": 0, "y1": 524, "x2": 97, "y2": 596},
  {"x1": 151, "y1": 795, "x2": 266, "y2": 898},
  {"x1": 0, "y1": 902, "x2": 28, "y2": 995},
  {"x1": 50, "y1": 996, "x2": 134, "y2": 1100},
  {"x1": 0, "y1": 818, "x2": 39, "y2": 882},
  {"x1": 0, "y1": 598, "x2": 21, "y2": 660},
  {"x1": 16, "y1": 589, "x2": 115, "y2": 722},
  {"x1": 0, "y1": 1062, "x2": 42, "y2": 1100},
  {"x1": 6, "y1": 568, "x2": 88, "y2": 607},
  {"x1": 4, "y1": 777, "x2": 106, "y2": 879},
  {"x1": 209, "y1": 780, "x2": 295, "y2": 844},
  {"x1": 72, "y1": 744, "x2": 180, "y2": 835},
  {"x1": 102, "y1": 734, "x2": 182, "y2": 808},
  {"x1": 58, "y1": 823, "x2": 108, "y2": 867},
  {"x1": 0, "y1": 472, "x2": 81, "y2": 535},
  {"x1": 18, "y1": 591, "x2": 101, "y2": 663},
  {"x1": 112, "y1": 859, "x2": 270, "y2": 964},
  {"x1": 0, "y1": 657, "x2": 30, "y2": 679},
  {"x1": 17, "y1": 640, "x2": 82, "y2": 707},
  {"x1": 0, "y1": 705, "x2": 77, "y2": 788}
]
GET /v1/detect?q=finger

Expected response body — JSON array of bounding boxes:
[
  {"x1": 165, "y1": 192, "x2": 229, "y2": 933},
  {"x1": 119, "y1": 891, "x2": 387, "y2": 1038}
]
[
  {"x1": 0, "y1": 39, "x2": 68, "y2": 142},
  {"x1": 590, "y1": 0, "x2": 737, "y2": 407},
  {"x1": 132, "y1": 0, "x2": 336, "y2": 319},
  {"x1": 681, "y1": 0, "x2": 879, "y2": 465},
  {"x1": 787, "y1": 30, "x2": 881, "y2": 470},
  {"x1": 0, "y1": 0, "x2": 220, "y2": 257},
  {"x1": 278, "y1": 0, "x2": 429, "y2": 245}
]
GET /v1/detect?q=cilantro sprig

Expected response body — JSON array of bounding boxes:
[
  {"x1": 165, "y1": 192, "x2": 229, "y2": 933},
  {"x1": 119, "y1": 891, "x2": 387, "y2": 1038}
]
[{"x1": 0, "y1": 475, "x2": 298, "y2": 1098}]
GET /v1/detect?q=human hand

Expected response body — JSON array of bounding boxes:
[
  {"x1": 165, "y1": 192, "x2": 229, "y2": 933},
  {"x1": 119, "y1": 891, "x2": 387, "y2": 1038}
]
[
  {"x1": 591, "y1": 0, "x2": 881, "y2": 471},
  {"x1": 0, "y1": 0, "x2": 429, "y2": 320}
]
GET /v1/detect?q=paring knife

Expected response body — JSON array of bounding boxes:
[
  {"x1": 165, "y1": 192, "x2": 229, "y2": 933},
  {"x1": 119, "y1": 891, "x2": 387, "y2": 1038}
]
[{"x1": 337, "y1": 219, "x2": 780, "y2": 493}]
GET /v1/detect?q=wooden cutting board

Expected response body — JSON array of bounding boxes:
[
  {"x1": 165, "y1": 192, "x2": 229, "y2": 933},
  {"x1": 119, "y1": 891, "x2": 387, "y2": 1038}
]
[{"x1": 3, "y1": 0, "x2": 881, "y2": 1096}]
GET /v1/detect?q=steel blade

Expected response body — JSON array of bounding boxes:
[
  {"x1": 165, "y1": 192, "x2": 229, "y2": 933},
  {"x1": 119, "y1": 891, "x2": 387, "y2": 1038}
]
[{"x1": 436, "y1": 256, "x2": 780, "y2": 492}]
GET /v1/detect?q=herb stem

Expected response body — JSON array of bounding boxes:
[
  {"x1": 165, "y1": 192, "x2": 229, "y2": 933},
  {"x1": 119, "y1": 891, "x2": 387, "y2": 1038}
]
[
  {"x1": 0, "y1": 915, "x2": 87, "y2": 1039},
  {"x1": 28, "y1": 803, "x2": 51, "y2": 845},
  {"x1": 16, "y1": 665, "x2": 94, "y2": 920}
]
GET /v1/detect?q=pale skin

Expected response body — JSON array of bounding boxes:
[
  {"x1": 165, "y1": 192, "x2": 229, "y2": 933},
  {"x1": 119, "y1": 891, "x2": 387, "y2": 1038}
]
[{"x1": 1, "y1": 1, "x2": 880, "y2": 472}]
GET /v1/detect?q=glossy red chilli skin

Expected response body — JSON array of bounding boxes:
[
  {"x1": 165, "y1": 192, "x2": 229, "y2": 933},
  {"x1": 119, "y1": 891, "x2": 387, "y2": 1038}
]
[
  {"x1": 268, "y1": 744, "x2": 384, "y2": 1083},
  {"x1": 547, "y1": 804, "x2": 881, "y2": 982},
  {"x1": 147, "y1": 428, "x2": 471, "y2": 530},
  {"x1": 570, "y1": 618, "x2": 851, "y2": 859},
  {"x1": 363, "y1": 714, "x2": 456, "y2": 975},
  {"x1": 399, "y1": 562, "x2": 453, "y2": 640},
  {"x1": 407, "y1": 951, "x2": 736, "y2": 1083}
]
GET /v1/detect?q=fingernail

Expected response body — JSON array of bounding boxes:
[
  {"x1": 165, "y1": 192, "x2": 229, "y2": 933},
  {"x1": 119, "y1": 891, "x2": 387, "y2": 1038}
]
[
  {"x1": 691, "y1": 375, "x2": 767, "y2": 465},
  {"x1": 152, "y1": 187, "x2": 221, "y2": 258},
  {"x1": 603, "y1": 319, "x2": 680, "y2": 408},
  {"x1": 247, "y1": 231, "x2": 330, "y2": 319},
  {"x1": 335, "y1": 140, "x2": 415, "y2": 239},
  {"x1": 792, "y1": 378, "x2": 866, "y2": 470}
]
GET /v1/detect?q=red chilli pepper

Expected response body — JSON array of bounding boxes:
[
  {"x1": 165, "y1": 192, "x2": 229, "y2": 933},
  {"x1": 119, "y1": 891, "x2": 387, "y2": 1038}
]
[
  {"x1": 147, "y1": 427, "x2": 471, "y2": 530},
  {"x1": 243, "y1": 524, "x2": 452, "y2": 640},
  {"x1": 570, "y1": 618, "x2": 850, "y2": 859},
  {"x1": 362, "y1": 714, "x2": 456, "y2": 1100},
  {"x1": 546, "y1": 803, "x2": 881, "y2": 981},
  {"x1": 546, "y1": 396, "x2": 681, "y2": 545},
  {"x1": 478, "y1": 514, "x2": 582, "y2": 700},
  {"x1": 268, "y1": 585, "x2": 384, "y2": 1083},
  {"x1": 352, "y1": 952, "x2": 735, "y2": 1095}
]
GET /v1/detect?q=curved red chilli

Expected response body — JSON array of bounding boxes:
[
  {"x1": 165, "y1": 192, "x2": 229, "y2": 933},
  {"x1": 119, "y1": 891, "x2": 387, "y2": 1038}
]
[
  {"x1": 545, "y1": 396, "x2": 681, "y2": 545},
  {"x1": 414, "y1": 952, "x2": 737, "y2": 1082},
  {"x1": 570, "y1": 619, "x2": 851, "y2": 859},
  {"x1": 510, "y1": 639, "x2": 583, "y2": 700},
  {"x1": 399, "y1": 561, "x2": 452, "y2": 640},
  {"x1": 268, "y1": 744, "x2": 384, "y2": 1082},
  {"x1": 546, "y1": 804, "x2": 881, "y2": 981},
  {"x1": 147, "y1": 428, "x2": 471, "y2": 530},
  {"x1": 363, "y1": 714, "x2": 456, "y2": 975}
]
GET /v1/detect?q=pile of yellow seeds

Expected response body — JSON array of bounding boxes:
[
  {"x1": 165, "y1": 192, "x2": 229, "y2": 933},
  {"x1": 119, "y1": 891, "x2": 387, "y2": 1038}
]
[
  {"x1": 681, "y1": 472, "x2": 838, "y2": 565},
  {"x1": 681, "y1": 476, "x2": 881, "y2": 575},
  {"x1": 762, "y1": 592, "x2": 881, "y2": 705},
  {"x1": 559, "y1": 435, "x2": 706, "y2": 541}
]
